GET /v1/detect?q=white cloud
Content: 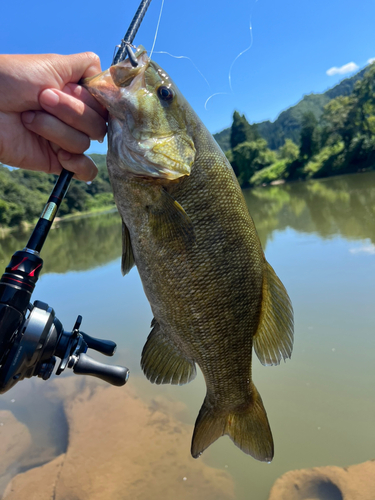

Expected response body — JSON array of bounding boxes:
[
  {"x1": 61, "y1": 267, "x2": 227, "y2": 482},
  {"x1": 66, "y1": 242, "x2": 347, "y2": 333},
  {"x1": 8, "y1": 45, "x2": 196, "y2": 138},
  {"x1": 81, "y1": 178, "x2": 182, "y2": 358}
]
[
  {"x1": 349, "y1": 244, "x2": 375, "y2": 255},
  {"x1": 326, "y1": 62, "x2": 359, "y2": 76},
  {"x1": 368, "y1": 57, "x2": 375, "y2": 65}
]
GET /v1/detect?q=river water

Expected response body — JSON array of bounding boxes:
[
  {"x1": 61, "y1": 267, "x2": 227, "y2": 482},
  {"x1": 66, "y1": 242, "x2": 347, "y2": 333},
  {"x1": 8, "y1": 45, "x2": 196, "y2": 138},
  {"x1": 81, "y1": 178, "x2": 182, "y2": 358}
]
[{"x1": 0, "y1": 171, "x2": 374, "y2": 499}]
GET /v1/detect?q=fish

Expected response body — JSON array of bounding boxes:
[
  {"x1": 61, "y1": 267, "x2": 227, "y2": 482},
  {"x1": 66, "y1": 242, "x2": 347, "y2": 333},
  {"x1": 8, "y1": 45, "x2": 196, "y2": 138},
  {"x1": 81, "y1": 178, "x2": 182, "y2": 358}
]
[{"x1": 83, "y1": 46, "x2": 294, "y2": 462}]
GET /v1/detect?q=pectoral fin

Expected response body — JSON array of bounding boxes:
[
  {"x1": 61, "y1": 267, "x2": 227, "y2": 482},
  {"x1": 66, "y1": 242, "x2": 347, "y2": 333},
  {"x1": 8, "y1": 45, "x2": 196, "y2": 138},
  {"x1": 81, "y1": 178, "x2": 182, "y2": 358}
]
[
  {"x1": 121, "y1": 221, "x2": 135, "y2": 276},
  {"x1": 141, "y1": 319, "x2": 197, "y2": 385},
  {"x1": 253, "y1": 261, "x2": 294, "y2": 366},
  {"x1": 147, "y1": 188, "x2": 195, "y2": 248}
]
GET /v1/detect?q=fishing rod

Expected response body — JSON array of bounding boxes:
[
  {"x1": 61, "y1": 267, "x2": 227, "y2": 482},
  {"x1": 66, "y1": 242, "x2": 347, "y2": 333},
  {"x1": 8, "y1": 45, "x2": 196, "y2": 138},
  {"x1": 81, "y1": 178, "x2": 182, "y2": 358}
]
[
  {"x1": 0, "y1": 0, "x2": 153, "y2": 394},
  {"x1": 113, "y1": 0, "x2": 153, "y2": 65}
]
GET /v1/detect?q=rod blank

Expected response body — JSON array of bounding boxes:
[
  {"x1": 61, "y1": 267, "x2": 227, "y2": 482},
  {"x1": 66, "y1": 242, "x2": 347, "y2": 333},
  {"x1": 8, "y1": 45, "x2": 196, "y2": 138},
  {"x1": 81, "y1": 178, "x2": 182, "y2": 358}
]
[{"x1": 113, "y1": 0, "x2": 153, "y2": 65}]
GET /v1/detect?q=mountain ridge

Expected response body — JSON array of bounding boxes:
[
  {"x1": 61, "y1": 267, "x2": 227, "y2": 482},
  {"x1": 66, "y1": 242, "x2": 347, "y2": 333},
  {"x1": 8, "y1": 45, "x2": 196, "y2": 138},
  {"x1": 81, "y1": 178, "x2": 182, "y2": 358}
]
[{"x1": 214, "y1": 67, "x2": 368, "y2": 151}]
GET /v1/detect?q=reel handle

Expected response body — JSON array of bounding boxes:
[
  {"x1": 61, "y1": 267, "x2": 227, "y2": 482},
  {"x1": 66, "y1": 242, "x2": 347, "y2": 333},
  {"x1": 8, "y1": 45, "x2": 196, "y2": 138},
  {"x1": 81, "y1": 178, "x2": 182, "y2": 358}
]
[
  {"x1": 72, "y1": 353, "x2": 129, "y2": 386},
  {"x1": 80, "y1": 332, "x2": 117, "y2": 357}
]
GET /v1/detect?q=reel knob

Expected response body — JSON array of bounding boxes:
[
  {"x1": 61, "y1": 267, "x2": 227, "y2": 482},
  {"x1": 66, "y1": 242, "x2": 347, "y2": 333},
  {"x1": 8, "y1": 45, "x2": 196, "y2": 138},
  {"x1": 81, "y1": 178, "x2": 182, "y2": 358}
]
[
  {"x1": 71, "y1": 353, "x2": 129, "y2": 386},
  {"x1": 80, "y1": 332, "x2": 117, "y2": 356}
]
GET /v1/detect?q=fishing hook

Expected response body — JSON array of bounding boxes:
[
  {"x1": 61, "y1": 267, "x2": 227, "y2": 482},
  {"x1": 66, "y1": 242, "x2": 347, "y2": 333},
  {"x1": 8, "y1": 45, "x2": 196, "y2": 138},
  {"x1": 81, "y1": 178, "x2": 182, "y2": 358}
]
[{"x1": 113, "y1": 0, "x2": 153, "y2": 66}]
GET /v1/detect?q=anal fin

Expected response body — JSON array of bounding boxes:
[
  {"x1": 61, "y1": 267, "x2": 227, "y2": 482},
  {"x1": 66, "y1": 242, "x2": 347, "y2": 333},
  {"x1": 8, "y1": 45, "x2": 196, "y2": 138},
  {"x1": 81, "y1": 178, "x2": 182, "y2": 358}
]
[
  {"x1": 141, "y1": 319, "x2": 196, "y2": 385},
  {"x1": 253, "y1": 261, "x2": 294, "y2": 366}
]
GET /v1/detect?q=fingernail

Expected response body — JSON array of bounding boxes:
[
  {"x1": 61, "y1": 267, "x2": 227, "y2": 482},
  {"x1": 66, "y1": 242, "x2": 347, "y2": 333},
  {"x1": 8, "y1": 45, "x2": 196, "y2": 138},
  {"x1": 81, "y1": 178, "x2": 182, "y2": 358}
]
[
  {"x1": 22, "y1": 111, "x2": 35, "y2": 124},
  {"x1": 59, "y1": 150, "x2": 71, "y2": 161},
  {"x1": 40, "y1": 89, "x2": 60, "y2": 107}
]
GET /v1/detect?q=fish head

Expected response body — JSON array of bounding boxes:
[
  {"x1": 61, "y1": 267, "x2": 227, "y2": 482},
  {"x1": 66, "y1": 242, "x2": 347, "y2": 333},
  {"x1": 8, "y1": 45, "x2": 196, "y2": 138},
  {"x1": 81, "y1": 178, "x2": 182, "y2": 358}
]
[{"x1": 82, "y1": 46, "x2": 196, "y2": 180}]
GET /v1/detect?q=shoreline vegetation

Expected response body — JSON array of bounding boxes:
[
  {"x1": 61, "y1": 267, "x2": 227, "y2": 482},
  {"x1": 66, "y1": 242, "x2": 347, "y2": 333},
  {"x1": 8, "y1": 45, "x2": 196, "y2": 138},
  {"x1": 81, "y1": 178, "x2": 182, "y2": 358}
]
[
  {"x1": 0, "y1": 154, "x2": 115, "y2": 230},
  {"x1": 0, "y1": 64, "x2": 374, "y2": 231}
]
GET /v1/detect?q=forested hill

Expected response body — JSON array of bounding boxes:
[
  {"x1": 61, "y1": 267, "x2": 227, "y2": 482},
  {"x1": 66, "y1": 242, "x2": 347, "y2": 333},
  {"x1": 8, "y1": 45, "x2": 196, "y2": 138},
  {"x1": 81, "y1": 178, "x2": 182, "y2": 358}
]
[
  {"x1": 224, "y1": 63, "x2": 375, "y2": 188},
  {"x1": 0, "y1": 154, "x2": 114, "y2": 228},
  {"x1": 214, "y1": 67, "x2": 367, "y2": 152}
]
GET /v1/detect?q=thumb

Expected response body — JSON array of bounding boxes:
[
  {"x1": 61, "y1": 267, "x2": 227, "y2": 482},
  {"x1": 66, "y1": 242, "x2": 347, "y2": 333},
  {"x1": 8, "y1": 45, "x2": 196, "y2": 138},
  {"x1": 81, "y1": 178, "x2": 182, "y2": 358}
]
[{"x1": 54, "y1": 52, "x2": 103, "y2": 85}]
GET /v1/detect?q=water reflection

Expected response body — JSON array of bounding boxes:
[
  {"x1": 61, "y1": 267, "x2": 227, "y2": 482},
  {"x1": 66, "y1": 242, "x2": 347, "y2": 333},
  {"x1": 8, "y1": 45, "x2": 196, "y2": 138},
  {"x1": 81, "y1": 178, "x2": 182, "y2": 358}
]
[
  {"x1": 243, "y1": 171, "x2": 375, "y2": 248},
  {"x1": 0, "y1": 210, "x2": 122, "y2": 274},
  {"x1": 1, "y1": 172, "x2": 374, "y2": 275}
]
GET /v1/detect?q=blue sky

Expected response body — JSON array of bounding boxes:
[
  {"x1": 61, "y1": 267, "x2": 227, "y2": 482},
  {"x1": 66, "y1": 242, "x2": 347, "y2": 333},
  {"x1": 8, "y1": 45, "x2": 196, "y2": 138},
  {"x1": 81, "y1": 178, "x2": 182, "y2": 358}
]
[{"x1": 1, "y1": 0, "x2": 374, "y2": 155}]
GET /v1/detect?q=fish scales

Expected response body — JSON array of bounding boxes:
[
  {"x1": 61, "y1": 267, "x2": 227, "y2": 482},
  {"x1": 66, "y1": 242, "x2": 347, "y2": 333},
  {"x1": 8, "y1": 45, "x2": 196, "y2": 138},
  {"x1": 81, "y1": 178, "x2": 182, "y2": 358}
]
[
  {"x1": 110, "y1": 135, "x2": 262, "y2": 394},
  {"x1": 83, "y1": 46, "x2": 294, "y2": 462}
]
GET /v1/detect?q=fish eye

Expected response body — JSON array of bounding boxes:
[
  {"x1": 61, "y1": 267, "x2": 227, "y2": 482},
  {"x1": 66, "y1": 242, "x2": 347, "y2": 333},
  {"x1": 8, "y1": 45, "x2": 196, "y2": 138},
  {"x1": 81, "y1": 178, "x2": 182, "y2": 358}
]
[{"x1": 157, "y1": 86, "x2": 174, "y2": 102}]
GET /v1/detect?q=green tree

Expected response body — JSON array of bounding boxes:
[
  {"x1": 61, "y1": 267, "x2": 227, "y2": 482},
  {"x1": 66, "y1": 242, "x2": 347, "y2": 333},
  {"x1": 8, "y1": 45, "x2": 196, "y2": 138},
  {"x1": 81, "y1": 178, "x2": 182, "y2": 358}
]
[
  {"x1": 278, "y1": 139, "x2": 299, "y2": 162},
  {"x1": 320, "y1": 96, "x2": 352, "y2": 146},
  {"x1": 59, "y1": 182, "x2": 89, "y2": 215},
  {"x1": 230, "y1": 111, "x2": 259, "y2": 149},
  {"x1": 299, "y1": 112, "x2": 320, "y2": 161},
  {"x1": 0, "y1": 199, "x2": 25, "y2": 226},
  {"x1": 0, "y1": 154, "x2": 114, "y2": 228},
  {"x1": 345, "y1": 64, "x2": 375, "y2": 140},
  {"x1": 232, "y1": 139, "x2": 276, "y2": 187}
]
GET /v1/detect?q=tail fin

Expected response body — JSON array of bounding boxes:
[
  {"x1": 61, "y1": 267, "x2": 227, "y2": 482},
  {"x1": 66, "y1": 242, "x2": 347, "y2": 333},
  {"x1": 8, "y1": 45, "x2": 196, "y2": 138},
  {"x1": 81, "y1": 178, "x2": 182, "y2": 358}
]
[{"x1": 191, "y1": 383, "x2": 274, "y2": 462}]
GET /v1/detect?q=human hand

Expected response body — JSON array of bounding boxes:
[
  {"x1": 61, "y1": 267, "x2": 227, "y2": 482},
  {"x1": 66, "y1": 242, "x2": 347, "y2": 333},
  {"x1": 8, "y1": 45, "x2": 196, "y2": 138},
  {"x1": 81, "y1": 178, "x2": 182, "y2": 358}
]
[{"x1": 0, "y1": 53, "x2": 108, "y2": 181}]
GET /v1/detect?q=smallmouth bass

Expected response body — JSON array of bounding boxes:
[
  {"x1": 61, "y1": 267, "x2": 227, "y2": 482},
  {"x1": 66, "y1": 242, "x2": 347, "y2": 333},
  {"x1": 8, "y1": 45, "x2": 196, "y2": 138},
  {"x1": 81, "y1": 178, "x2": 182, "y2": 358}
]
[{"x1": 83, "y1": 46, "x2": 293, "y2": 462}]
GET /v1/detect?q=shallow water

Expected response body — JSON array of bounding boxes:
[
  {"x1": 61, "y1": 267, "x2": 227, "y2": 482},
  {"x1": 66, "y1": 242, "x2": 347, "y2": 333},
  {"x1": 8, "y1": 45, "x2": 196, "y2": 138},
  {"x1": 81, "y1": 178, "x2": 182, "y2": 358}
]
[{"x1": 0, "y1": 172, "x2": 374, "y2": 499}]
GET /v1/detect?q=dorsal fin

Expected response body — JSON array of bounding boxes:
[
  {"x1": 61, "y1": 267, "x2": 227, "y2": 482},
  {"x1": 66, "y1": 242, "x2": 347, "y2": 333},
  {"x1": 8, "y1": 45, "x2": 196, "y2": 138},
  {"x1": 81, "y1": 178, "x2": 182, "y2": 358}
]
[
  {"x1": 253, "y1": 261, "x2": 294, "y2": 366},
  {"x1": 121, "y1": 221, "x2": 135, "y2": 276},
  {"x1": 141, "y1": 319, "x2": 196, "y2": 385}
]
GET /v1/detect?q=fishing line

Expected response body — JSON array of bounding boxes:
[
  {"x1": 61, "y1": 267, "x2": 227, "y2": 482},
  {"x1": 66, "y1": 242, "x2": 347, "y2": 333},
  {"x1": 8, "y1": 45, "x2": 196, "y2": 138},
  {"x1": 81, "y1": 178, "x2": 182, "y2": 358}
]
[
  {"x1": 203, "y1": 0, "x2": 258, "y2": 111},
  {"x1": 149, "y1": 0, "x2": 165, "y2": 59},
  {"x1": 228, "y1": 23, "x2": 253, "y2": 92},
  {"x1": 154, "y1": 51, "x2": 211, "y2": 88},
  {"x1": 228, "y1": 0, "x2": 258, "y2": 92},
  {"x1": 204, "y1": 93, "x2": 228, "y2": 110}
]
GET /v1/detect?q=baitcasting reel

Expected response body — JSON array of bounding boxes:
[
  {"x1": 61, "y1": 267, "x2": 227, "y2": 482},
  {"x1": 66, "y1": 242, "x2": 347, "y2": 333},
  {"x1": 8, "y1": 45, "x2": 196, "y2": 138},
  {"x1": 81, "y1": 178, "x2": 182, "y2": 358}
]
[
  {"x1": 0, "y1": 171, "x2": 129, "y2": 394},
  {"x1": 0, "y1": 294, "x2": 129, "y2": 394}
]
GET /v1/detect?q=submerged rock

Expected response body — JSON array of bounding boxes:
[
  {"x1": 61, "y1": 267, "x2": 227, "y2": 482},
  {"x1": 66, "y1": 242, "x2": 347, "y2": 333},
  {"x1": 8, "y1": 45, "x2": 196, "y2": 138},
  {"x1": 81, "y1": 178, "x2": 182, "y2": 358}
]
[
  {"x1": 3, "y1": 455, "x2": 65, "y2": 500},
  {"x1": 3, "y1": 377, "x2": 235, "y2": 500},
  {"x1": 267, "y1": 460, "x2": 375, "y2": 500},
  {"x1": 0, "y1": 410, "x2": 31, "y2": 496}
]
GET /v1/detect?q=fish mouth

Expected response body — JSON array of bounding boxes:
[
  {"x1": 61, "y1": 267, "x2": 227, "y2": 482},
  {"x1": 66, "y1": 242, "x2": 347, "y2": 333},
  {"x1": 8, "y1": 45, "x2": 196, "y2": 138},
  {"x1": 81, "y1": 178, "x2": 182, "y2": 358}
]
[
  {"x1": 82, "y1": 46, "x2": 195, "y2": 180},
  {"x1": 81, "y1": 47, "x2": 150, "y2": 112}
]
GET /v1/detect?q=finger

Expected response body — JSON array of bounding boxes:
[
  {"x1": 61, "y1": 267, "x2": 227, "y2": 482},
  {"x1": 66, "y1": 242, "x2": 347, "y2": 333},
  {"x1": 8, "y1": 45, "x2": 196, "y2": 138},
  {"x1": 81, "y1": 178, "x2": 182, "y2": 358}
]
[
  {"x1": 64, "y1": 83, "x2": 108, "y2": 119},
  {"x1": 41, "y1": 84, "x2": 107, "y2": 120},
  {"x1": 8, "y1": 130, "x2": 63, "y2": 175},
  {"x1": 58, "y1": 150, "x2": 98, "y2": 182},
  {"x1": 22, "y1": 110, "x2": 90, "y2": 154},
  {"x1": 49, "y1": 142, "x2": 60, "y2": 155},
  {"x1": 39, "y1": 88, "x2": 107, "y2": 140},
  {"x1": 56, "y1": 52, "x2": 103, "y2": 84}
]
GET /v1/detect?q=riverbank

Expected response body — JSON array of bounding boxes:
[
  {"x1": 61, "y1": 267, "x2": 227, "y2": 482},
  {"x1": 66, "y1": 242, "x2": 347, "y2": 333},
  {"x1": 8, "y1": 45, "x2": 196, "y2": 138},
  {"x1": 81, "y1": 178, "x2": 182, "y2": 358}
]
[
  {"x1": 1, "y1": 168, "x2": 374, "y2": 234},
  {"x1": 0, "y1": 204, "x2": 117, "y2": 236},
  {"x1": 54, "y1": 204, "x2": 116, "y2": 222},
  {"x1": 0, "y1": 162, "x2": 114, "y2": 230}
]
